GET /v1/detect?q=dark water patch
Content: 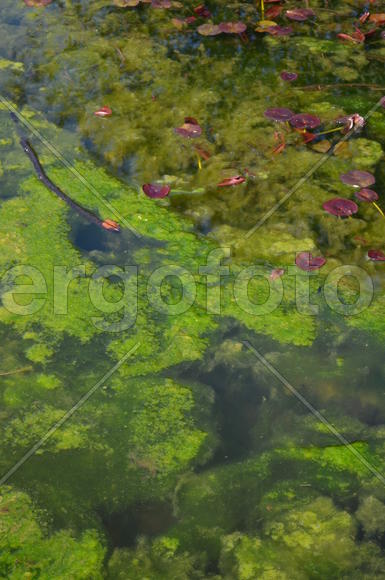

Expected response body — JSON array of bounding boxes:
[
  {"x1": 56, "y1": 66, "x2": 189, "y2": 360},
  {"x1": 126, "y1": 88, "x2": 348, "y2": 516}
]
[
  {"x1": 100, "y1": 501, "x2": 176, "y2": 549},
  {"x1": 74, "y1": 221, "x2": 108, "y2": 252}
]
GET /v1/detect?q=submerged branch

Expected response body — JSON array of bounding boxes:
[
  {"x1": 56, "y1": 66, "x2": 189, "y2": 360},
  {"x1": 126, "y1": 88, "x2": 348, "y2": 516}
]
[{"x1": 0, "y1": 366, "x2": 32, "y2": 377}]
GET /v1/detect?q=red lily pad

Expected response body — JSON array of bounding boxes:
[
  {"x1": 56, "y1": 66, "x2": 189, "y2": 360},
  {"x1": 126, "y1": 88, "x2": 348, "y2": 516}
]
[
  {"x1": 142, "y1": 183, "x2": 171, "y2": 198},
  {"x1": 286, "y1": 8, "x2": 316, "y2": 21},
  {"x1": 290, "y1": 113, "x2": 321, "y2": 129},
  {"x1": 175, "y1": 117, "x2": 202, "y2": 138},
  {"x1": 280, "y1": 71, "x2": 298, "y2": 82},
  {"x1": 94, "y1": 106, "x2": 112, "y2": 117},
  {"x1": 295, "y1": 252, "x2": 326, "y2": 271},
  {"x1": 218, "y1": 22, "x2": 247, "y2": 34},
  {"x1": 323, "y1": 198, "x2": 358, "y2": 217},
  {"x1": 264, "y1": 107, "x2": 295, "y2": 122},
  {"x1": 368, "y1": 249, "x2": 385, "y2": 261},
  {"x1": 340, "y1": 170, "x2": 375, "y2": 188},
  {"x1": 197, "y1": 23, "x2": 222, "y2": 36},
  {"x1": 217, "y1": 176, "x2": 246, "y2": 187},
  {"x1": 354, "y1": 188, "x2": 379, "y2": 202}
]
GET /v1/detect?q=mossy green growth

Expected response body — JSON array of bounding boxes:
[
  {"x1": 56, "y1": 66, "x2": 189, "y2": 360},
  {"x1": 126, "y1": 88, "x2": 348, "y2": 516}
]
[
  {"x1": 0, "y1": 486, "x2": 105, "y2": 579},
  {"x1": 107, "y1": 537, "x2": 204, "y2": 580},
  {"x1": 219, "y1": 497, "x2": 384, "y2": 579}
]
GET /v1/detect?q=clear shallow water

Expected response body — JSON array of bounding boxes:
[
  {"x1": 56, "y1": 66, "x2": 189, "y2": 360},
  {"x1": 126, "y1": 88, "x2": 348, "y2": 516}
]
[{"x1": 1, "y1": 1, "x2": 385, "y2": 578}]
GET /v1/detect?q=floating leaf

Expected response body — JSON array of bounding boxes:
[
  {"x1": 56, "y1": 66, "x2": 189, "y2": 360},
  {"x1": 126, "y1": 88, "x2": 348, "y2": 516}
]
[
  {"x1": 197, "y1": 23, "x2": 222, "y2": 36},
  {"x1": 340, "y1": 170, "x2": 375, "y2": 188},
  {"x1": 295, "y1": 252, "x2": 326, "y2": 271},
  {"x1": 101, "y1": 219, "x2": 120, "y2": 232},
  {"x1": 218, "y1": 22, "x2": 247, "y2": 34},
  {"x1": 142, "y1": 183, "x2": 171, "y2": 198},
  {"x1": 151, "y1": 0, "x2": 172, "y2": 8},
  {"x1": 255, "y1": 20, "x2": 277, "y2": 32},
  {"x1": 354, "y1": 189, "x2": 379, "y2": 202},
  {"x1": 323, "y1": 198, "x2": 358, "y2": 217},
  {"x1": 175, "y1": 117, "x2": 202, "y2": 138},
  {"x1": 280, "y1": 71, "x2": 298, "y2": 82},
  {"x1": 369, "y1": 14, "x2": 385, "y2": 25},
  {"x1": 290, "y1": 113, "x2": 321, "y2": 129},
  {"x1": 266, "y1": 5, "x2": 283, "y2": 18},
  {"x1": 311, "y1": 140, "x2": 331, "y2": 153},
  {"x1": 94, "y1": 106, "x2": 112, "y2": 117},
  {"x1": 337, "y1": 29, "x2": 365, "y2": 43},
  {"x1": 217, "y1": 176, "x2": 246, "y2": 187},
  {"x1": 194, "y1": 5, "x2": 211, "y2": 18},
  {"x1": 368, "y1": 249, "x2": 385, "y2": 261},
  {"x1": 267, "y1": 25, "x2": 293, "y2": 36},
  {"x1": 264, "y1": 107, "x2": 294, "y2": 122},
  {"x1": 286, "y1": 8, "x2": 315, "y2": 21}
]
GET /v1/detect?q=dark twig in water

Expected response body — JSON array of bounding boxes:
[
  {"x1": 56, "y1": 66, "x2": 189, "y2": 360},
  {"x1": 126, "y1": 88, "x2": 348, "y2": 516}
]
[{"x1": 11, "y1": 113, "x2": 120, "y2": 232}]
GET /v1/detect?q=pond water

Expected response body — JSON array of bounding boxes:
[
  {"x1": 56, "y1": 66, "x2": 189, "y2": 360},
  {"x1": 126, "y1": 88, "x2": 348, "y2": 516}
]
[{"x1": 1, "y1": 1, "x2": 385, "y2": 578}]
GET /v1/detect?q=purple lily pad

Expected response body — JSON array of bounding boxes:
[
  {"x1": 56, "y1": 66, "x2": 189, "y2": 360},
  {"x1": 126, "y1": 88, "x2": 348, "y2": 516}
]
[
  {"x1": 280, "y1": 71, "x2": 298, "y2": 82},
  {"x1": 175, "y1": 117, "x2": 202, "y2": 138},
  {"x1": 296, "y1": 252, "x2": 326, "y2": 271},
  {"x1": 323, "y1": 197, "x2": 358, "y2": 217},
  {"x1": 289, "y1": 113, "x2": 321, "y2": 129},
  {"x1": 354, "y1": 188, "x2": 379, "y2": 202},
  {"x1": 264, "y1": 107, "x2": 295, "y2": 122},
  {"x1": 197, "y1": 23, "x2": 222, "y2": 36},
  {"x1": 286, "y1": 8, "x2": 316, "y2": 21},
  {"x1": 368, "y1": 249, "x2": 385, "y2": 261},
  {"x1": 340, "y1": 170, "x2": 375, "y2": 188},
  {"x1": 267, "y1": 25, "x2": 293, "y2": 36},
  {"x1": 219, "y1": 21, "x2": 247, "y2": 34},
  {"x1": 142, "y1": 183, "x2": 171, "y2": 199}
]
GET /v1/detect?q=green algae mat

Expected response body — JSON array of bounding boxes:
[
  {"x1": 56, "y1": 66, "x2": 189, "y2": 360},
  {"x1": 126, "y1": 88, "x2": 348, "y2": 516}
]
[{"x1": 1, "y1": 1, "x2": 385, "y2": 577}]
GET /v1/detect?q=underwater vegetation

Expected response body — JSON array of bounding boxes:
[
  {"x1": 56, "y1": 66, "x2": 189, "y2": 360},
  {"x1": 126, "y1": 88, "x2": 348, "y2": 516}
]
[{"x1": 1, "y1": 0, "x2": 385, "y2": 577}]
